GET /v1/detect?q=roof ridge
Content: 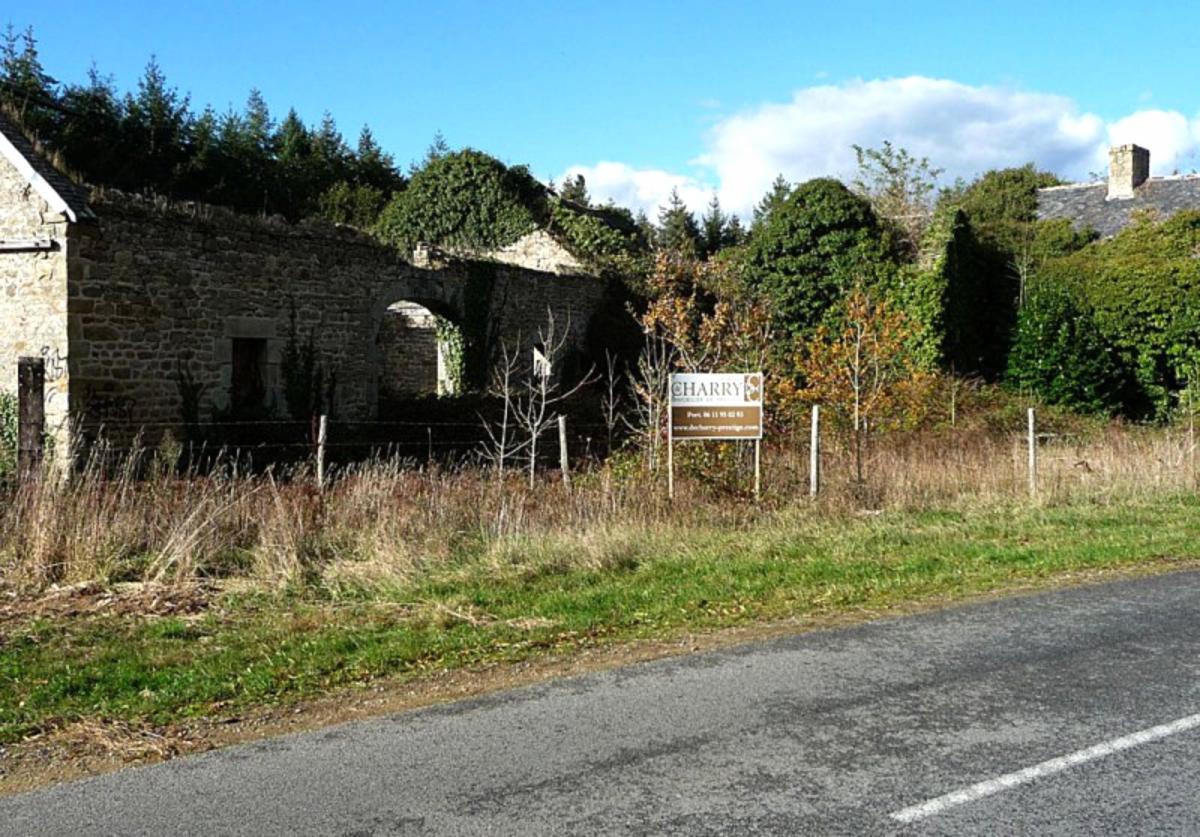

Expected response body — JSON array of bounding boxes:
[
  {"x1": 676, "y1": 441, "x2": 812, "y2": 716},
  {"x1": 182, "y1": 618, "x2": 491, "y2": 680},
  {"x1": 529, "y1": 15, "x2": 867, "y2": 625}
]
[
  {"x1": 1040, "y1": 173, "x2": 1200, "y2": 194},
  {"x1": 1038, "y1": 182, "x2": 1104, "y2": 192},
  {"x1": 0, "y1": 108, "x2": 93, "y2": 222}
]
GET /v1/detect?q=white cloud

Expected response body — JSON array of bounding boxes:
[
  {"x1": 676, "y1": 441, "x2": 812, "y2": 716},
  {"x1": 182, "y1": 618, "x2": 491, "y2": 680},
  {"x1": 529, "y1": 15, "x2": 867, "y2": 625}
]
[
  {"x1": 1107, "y1": 110, "x2": 1200, "y2": 174},
  {"x1": 562, "y1": 76, "x2": 1200, "y2": 220},
  {"x1": 697, "y1": 77, "x2": 1109, "y2": 215},
  {"x1": 560, "y1": 161, "x2": 715, "y2": 219}
]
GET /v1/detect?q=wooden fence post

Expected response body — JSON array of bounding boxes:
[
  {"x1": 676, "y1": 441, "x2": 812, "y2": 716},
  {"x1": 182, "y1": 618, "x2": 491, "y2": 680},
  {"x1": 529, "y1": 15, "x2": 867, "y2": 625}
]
[
  {"x1": 809, "y1": 404, "x2": 820, "y2": 498},
  {"x1": 316, "y1": 414, "x2": 327, "y2": 492},
  {"x1": 17, "y1": 357, "x2": 45, "y2": 482},
  {"x1": 667, "y1": 406, "x2": 674, "y2": 501},
  {"x1": 754, "y1": 437, "x2": 761, "y2": 500},
  {"x1": 558, "y1": 414, "x2": 571, "y2": 488},
  {"x1": 1189, "y1": 386, "x2": 1196, "y2": 489},
  {"x1": 1027, "y1": 407, "x2": 1037, "y2": 498}
]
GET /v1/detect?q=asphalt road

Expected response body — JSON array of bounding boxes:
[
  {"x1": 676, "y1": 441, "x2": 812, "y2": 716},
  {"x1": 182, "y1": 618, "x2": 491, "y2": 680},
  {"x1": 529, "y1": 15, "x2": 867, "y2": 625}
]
[{"x1": 5, "y1": 570, "x2": 1200, "y2": 836}]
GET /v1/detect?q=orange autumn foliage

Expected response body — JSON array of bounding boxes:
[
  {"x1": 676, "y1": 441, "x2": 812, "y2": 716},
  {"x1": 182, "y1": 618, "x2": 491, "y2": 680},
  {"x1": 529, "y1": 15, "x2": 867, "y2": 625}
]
[{"x1": 798, "y1": 286, "x2": 935, "y2": 434}]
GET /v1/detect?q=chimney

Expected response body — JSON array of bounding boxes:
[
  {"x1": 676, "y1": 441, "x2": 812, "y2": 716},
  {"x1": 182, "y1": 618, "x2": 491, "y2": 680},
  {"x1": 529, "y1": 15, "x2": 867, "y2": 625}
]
[{"x1": 1108, "y1": 144, "x2": 1150, "y2": 199}]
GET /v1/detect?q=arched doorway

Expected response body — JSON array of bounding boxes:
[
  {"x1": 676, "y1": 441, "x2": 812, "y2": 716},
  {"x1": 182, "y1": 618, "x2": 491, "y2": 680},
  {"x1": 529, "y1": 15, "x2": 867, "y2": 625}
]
[{"x1": 376, "y1": 300, "x2": 464, "y2": 403}]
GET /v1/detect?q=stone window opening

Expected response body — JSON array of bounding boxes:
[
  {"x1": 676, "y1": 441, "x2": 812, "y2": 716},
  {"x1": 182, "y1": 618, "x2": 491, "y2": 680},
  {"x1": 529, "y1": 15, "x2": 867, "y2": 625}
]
[{"x1": 532, "y1": 343, "x2": 552, "y2": 380}]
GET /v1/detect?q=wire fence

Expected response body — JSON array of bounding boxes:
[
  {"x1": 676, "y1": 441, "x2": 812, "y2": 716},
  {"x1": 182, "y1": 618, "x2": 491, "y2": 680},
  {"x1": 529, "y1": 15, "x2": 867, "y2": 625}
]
[{"x1": 66, "y1": 414, "x2": 625, "y2": 473}]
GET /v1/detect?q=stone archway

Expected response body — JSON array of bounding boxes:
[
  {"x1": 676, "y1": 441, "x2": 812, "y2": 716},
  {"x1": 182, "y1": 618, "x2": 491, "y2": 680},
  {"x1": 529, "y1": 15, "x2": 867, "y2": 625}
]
[{"x1": 376, "y1": 300, "x2": 465, "y2": 402}]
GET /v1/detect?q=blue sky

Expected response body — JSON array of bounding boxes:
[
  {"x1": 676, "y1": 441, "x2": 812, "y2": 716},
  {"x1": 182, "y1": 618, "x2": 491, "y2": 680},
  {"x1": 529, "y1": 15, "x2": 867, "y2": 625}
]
[{"x1": 8, "y1": 1, "x2": 1200, "y2": 216}]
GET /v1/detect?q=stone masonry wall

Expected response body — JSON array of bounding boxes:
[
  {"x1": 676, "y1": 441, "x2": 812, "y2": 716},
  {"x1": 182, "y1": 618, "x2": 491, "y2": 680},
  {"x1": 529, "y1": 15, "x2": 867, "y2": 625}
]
[
  {"x1": 0, "y1": 152, "x2": 70, "y2": 454},
  {"x1": 63, "y1": 192, "x2": 609, "y2": 445},
  {"x1": 481, "y1": 230, "x2": 584, "y2": 275}
]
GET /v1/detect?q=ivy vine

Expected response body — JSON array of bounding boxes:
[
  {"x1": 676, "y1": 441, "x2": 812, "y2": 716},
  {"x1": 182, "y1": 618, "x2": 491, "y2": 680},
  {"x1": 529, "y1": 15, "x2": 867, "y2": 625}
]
[
  {"x1": 434, "y1": 315, "x2": 465, "y2": 395},
  {"x1": 0, "y1": 390, "x2": 17, "y2": 480},
  {"x1": 374, "y1": 149, "x2": 543, "y2": 253}
]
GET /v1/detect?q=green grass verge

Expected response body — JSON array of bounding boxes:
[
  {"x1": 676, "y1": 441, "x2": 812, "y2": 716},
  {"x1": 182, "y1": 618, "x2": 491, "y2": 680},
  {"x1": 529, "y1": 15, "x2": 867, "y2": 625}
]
[{"x1": 2, "y1": 495, "x2": 1198, "y2": 744}]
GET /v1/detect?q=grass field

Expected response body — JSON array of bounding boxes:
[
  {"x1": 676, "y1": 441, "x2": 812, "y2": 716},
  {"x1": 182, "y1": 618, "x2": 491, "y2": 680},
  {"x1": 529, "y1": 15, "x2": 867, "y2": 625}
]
[{"x1": 3, "y1": 484, "x2": 1198, "y2": 746}]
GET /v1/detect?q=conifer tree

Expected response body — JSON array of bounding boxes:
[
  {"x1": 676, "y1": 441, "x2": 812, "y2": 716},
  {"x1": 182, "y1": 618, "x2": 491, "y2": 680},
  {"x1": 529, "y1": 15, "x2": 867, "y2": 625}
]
[
  {"x1": 412, "y1": 130, "x2": 450, "y2": 174},
  {"x1": 700, "y1": 194, "x2": 728, "y2": 257},
  {"x1": 122, "y1": 57, "x2": 190, "y2": 192},
  {"x1": 0, "y1": 25, "x2": 56, "y2": 134},
  {"x1": 635, "y1": 210, "x2": 657, "y2": 250},
  {"x1": 354, "y1": 125, "x2": 402, "y2": 193},
  {"x1": 274, "y1": 108, "x2": 313, "y2": 217},
  {"x1": 656, "y1": 188, "x2": 700, "y2": 256},
  {"x1": 726, "y1": 215, "x2": 747, "y2": 247},
  {"x1": 56, "y1": 66, "x2": 122, "y2": 183},
  {"x1": 179, "y1": 104, "x2": 221, "y2": 199},
  {"x1": 311, "y1": 113, "x2": 350, "y2": 188},
  {"x1": 752, "y1": 174, "x2": 792, "y2": 231},
  {"x1": 559, "y1": 173, "x2": 590, "y2": 206}
]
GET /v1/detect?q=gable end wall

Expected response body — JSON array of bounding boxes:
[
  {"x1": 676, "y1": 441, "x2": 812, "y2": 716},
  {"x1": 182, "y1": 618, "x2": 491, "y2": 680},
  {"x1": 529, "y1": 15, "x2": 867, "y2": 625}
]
[{"x1": 0, "y1": 151, "x2": 70, "y2": 455}]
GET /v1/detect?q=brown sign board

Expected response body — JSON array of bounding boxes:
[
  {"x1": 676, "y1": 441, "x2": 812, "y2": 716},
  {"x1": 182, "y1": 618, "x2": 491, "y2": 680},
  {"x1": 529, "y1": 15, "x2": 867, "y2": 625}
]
[{"x1": 669, "y1": 372, "x2": 763, "y2": 440}]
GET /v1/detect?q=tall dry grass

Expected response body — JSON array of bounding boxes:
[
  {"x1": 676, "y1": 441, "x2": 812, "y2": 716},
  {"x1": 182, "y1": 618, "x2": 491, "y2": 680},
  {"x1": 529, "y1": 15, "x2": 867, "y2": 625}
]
[{"x1": 0, "y1": 424, "x2": 1195, "y2": 596}]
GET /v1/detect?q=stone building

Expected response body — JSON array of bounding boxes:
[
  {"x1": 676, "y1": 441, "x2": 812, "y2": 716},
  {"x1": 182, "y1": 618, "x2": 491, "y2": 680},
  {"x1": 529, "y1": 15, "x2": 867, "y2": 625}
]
[
  {"x1": 0, "y1": 112, "x2": 610, "y2": 458},
  {"x1": 1037, "y1": 144, "x2": 1200, "y2": 237}
]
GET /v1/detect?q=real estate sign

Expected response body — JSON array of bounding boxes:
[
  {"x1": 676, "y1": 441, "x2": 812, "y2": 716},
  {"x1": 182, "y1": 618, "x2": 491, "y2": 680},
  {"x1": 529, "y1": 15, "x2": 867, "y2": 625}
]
[{"x1": 669, "y1": 372, "x2": 763, "y2": 440}]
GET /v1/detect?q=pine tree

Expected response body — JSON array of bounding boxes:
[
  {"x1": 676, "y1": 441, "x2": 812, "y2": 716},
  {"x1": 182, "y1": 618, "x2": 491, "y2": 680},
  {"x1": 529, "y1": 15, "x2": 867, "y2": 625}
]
[
  {"x1": 211, "y1": 107, "x2": 248, "y2": 206},
  {"x1": 178, "y1": 104, "x2": 221, "y2": 200},
  {"x1": 700, "y1": 194, "x2": 728, "y2": 257},
  {"x1": 752, "y1": 174, "x2": 792, "y2": 231},
  {"x1": 240, "y1": 89, "x2": 276, "y2": 211},
  {"x1": 354, "y1": 124, "x2": 403, "y2": 193},
  {"x1": 412, "y1": 130, "x2": 450, "y2": 174},
  {"x1": 122, "y1": 57, "x2": 191, "y2": 193},
  {"x1": 725, "y1": 215, "x2": 747, "y2": 247},
  {"x1": 274, "y1": 108, "x2": 314, "y2": 218},
  {"x1": 852, "y1": 141, "x2": 942, "y2": 252},
  {"x1": 56, "y1": 66, "x2": 123, "y2": 184},
  {"x1": 635, "y1": 210, "x2": 657, "y2": 250},
  {"x1": 0, "y1": 25, "x2": 57, "y2": 134},
  {"x1": 243, "y1": 89, "x2": 275, "y2": 157},
  {"x1": 275, "y1": 109, "x2": 311, "y2": 163},
  {"x1": 311, "y1": 112, "x2": 350, "y2": 188},
  {"x1": 656, "y1": 188, "x2": 700, "y2": 256},
  {"x1": 559, "y1": 173, "x2": 590, "y2": 206}
]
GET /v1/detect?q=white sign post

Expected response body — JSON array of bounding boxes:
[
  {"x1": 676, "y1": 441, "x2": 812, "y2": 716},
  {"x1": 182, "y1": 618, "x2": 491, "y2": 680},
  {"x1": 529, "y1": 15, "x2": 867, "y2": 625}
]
[{"x1": 668, "y1": 372, "x2": 764, "y2": 499}]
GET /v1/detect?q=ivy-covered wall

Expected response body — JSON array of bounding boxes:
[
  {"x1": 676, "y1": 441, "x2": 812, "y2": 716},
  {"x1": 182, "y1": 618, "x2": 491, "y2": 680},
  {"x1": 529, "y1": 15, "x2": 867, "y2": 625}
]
[{"x1": 1037, "y1": 211, "x2": 1200, "y2": 417}]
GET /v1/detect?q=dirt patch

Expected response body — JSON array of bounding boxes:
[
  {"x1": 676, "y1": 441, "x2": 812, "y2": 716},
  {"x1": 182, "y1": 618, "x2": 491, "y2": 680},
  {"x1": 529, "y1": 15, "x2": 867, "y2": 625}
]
[
  {"x1": 2, "y1": 556, "x2": 1197, "y2": 798},
  {"x1": 0, "y1": 581, "x2": 217, "y2": 631}
]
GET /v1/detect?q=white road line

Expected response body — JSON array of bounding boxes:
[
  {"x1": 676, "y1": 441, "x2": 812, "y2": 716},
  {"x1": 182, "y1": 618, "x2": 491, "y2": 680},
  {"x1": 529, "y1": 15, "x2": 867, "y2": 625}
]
[{"x1": 890, "y1": 712, "x2": 1200, "y2": 824}]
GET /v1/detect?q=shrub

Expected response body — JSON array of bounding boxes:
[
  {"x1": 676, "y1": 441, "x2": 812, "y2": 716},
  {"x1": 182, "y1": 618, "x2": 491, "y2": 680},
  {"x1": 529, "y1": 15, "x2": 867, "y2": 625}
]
[
  {"x1": 1005, "y1": 278, "x2": 1128, "y2": 414},
  {"x1": 375, "y1": 149, "x2": 543, "y2": 253},
  {"x1": 740, "y1": 178, "x2": 896, "y2": 339},
  {"x1": 0, "y1": 390, "x2": 16, "y2": 480}
]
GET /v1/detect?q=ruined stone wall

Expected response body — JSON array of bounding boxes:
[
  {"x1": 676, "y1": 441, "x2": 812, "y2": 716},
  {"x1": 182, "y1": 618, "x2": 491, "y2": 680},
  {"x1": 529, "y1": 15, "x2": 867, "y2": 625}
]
[
  {"x1": 63, "y1": 193, "x2": 609, "y2": 444},
  {"x1": 481, "y1": 230, "x2": 585, "y2": 275},
  {"x1": 68, "y1": 194, "x2": 425, "y2": 439},
  {"x1": 489, "y1": 262, "x2": 602, "y2": 352},
  {"x1": 0, "y1": 153, "x2": 70, "y2": 452}
]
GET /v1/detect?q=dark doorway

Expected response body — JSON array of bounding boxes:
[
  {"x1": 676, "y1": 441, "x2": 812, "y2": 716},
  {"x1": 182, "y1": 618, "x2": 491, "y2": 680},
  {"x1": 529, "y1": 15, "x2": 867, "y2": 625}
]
[{"x1": 231, "y1": 337, "x2": 268, "y2": 414}]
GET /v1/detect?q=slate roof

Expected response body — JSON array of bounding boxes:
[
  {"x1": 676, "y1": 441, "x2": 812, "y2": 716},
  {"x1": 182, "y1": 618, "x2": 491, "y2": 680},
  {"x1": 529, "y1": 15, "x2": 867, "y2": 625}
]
[
  {"x1": 1037, "y1": 176, "x2": 1200, "y2": 238},
  {"x1": 0, "y1": 109, "x2": 93, "y2": 222}
]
